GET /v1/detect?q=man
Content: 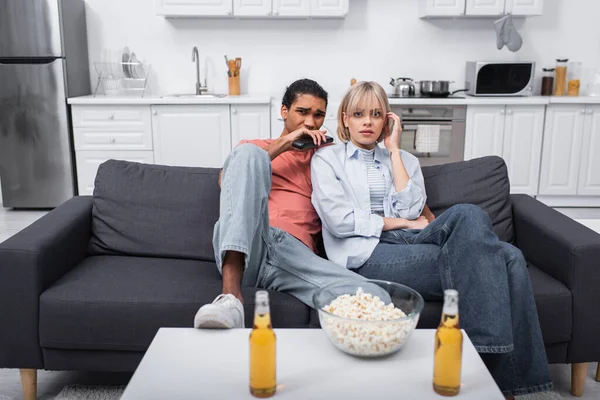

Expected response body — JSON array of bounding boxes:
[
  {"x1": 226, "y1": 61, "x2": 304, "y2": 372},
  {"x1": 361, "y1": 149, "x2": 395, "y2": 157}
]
[{"x1": 194, "y1": 79, "x2": 363, "y2": 328}]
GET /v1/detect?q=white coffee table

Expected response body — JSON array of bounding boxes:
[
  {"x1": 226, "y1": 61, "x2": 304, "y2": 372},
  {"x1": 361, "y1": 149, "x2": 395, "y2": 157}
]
[{"x1": 121, "y1": 328, "x2": 504, "y2": 400}]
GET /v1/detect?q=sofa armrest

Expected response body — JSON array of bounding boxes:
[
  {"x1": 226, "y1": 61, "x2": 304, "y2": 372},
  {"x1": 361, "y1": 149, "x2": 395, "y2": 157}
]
[
  {"x1": 511, "y1": 194, "x2": 600, "y2": 362},
  {"x1": 0, "y1": 196, "x2": 93, "y2": 369}
]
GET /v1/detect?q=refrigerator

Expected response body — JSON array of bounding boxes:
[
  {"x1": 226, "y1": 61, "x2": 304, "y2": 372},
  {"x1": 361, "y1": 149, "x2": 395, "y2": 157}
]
[{"x1": 0, "y1": 0, "x2": 90, "y2": 208}]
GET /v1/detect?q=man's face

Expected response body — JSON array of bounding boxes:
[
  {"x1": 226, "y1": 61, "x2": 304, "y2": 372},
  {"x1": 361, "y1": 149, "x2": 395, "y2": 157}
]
[{"x1": 281, "y1": 94, "x2": 327, "y2": 134}]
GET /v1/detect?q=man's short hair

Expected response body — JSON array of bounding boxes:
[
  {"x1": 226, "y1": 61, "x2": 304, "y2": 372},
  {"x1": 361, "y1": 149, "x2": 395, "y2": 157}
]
[{"x1": 282, "y1": 79, "x2": 328, "y2": 109}]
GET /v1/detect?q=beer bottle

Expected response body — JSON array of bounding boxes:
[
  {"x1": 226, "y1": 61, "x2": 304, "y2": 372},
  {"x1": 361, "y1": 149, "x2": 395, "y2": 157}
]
[
  {"x1": 433, "y1": 289, "x2": 463, "y2": 396},
  {"x1": 249, "y1": 291, "x2": 276, "y2": 398}
]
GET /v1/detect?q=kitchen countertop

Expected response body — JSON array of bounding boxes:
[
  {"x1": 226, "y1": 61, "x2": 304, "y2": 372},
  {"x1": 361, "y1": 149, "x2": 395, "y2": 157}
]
[
  {"x1": 67, "y1": 94, "x2": 272, "y2": 105},
  {"x1": 387, "y1": 95, "x2": 600, "y2": 106}
]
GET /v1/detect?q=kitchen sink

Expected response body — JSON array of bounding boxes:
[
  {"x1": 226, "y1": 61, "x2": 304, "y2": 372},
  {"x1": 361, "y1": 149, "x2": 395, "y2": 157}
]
[{"x1": 161, "y1": 93, "x2": 228, "y2": 98}]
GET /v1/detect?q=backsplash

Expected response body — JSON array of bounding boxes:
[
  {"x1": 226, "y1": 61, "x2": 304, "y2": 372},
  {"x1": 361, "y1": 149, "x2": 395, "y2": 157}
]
[{"x1": 84, "y1": 0, "x2": 600, "y2": 100}]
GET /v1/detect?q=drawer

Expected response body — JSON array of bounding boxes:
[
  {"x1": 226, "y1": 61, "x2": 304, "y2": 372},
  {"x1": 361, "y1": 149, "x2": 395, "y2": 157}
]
[
  {"x1": 75, "y1": 150, "x2": 154, "y2": 196},
  {"x1": 72, "y1": 105, "x2": 153, "y2": 150}
]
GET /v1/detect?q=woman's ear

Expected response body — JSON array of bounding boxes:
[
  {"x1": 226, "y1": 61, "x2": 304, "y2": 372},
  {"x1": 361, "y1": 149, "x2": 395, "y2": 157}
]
[{"x1": 342, "y1": 111, "x2": 348, "y2": 128}]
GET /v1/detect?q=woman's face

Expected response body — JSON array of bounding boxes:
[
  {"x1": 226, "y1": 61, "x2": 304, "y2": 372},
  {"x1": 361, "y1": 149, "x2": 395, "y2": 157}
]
[{"x1": 343, "y1": 97, "x2": 385, "y2": 150}]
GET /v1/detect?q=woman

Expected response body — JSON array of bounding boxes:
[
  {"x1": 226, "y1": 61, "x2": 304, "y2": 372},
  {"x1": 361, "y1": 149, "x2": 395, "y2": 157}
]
[{"x1": 310, "y1": 81, "x2": 552, "y2": 398}]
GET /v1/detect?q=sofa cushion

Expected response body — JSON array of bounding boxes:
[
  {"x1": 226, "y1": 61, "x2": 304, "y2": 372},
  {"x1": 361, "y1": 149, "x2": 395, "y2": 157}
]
[
  {"x1": 88, "y1": 160, "x2": 220, "y2": 261},
  {"x1": 39, "y1": 256, "x2": 310, "y2": 351},
  {"x1": 422, "y1": 156, "x2": 514, "y2": 243}
]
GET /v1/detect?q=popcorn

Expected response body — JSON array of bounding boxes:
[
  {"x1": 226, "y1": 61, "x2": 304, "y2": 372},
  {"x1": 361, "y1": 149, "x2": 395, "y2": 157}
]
[{"x1": 320, "y1": 288, "x2": 416, "y2": 356}]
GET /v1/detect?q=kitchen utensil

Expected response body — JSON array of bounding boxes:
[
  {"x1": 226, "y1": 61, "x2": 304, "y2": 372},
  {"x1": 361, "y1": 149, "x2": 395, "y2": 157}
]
[
  {"x1": 389, "y1": 77, "x2": 416, "y2": 97},
  {"x1": 129, "y1": 52, "x2": 140, "y2": 79},
  {"x1": 227, "y1": 59, "x2": 236, "y2": 77},
  {"x1": 235, "y1": 57, "x2": 241, "y2": 76},
  {"x1": 418, "y1": 80, "x2": 467, "y2": 97},
  {"x1": 122, "y1": 47, "x2": 131, "y2": 78}
]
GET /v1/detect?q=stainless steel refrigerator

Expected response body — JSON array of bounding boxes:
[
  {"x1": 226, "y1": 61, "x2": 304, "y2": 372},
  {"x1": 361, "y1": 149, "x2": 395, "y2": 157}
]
[{"x1": 0, "y1": 0, "x2": 90, "y2": 208}]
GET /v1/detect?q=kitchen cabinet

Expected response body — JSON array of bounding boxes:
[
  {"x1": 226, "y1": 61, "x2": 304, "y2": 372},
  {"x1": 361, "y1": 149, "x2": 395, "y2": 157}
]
[
  {"x1": 233, "y1": 0, "x2": 272, "y2": 16},
  {"x1": 505, "y1": 0, "x2": 543, "y2": 16},
  {"x1": 155, "y1": 0, "x2": 233, "y2": 17},
  {"x1": 465, "y1": 105, "x2": 544, "y2": 195},
  {"x1": 465, "y1": 0, "x2": 505, "y2": 16},
  {"x1": 310, "y1": 0, "x2": 348, "y2": 17},
  {"x1": 577, "y1": 106, "x2": 600, "y2": 195},
  {"x1": 151, "y1": 105, "x2": 231, "y2": 168},
  {"x1": 76, "y1": 151, "x2": 154, "y2": 196},
  {"x1": 538, "y1": 106, "x2": 585, "y2": 196},
  {"x1": 419, "y1": 0, "x2": 466, "y2": 17},
  {"x1": 419, "y1": 0, "x2": 542, "y2": 17},
  {"x1": 273, "y1": 0, "x2": 310, "y2": 17},
  {"x1": 231, "y1": 105, "x2": 271, "y2": 145}
]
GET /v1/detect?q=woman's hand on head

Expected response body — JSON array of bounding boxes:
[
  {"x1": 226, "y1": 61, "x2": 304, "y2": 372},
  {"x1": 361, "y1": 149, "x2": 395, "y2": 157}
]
[{"x1": 383, "y1": 112, "x2": 402, "y2": 151}]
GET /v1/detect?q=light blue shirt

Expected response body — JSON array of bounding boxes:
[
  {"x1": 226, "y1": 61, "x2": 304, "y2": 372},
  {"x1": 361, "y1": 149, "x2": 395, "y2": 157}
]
[{"x1": 311, "y1": 141, "x2": 427, "y2": 269}]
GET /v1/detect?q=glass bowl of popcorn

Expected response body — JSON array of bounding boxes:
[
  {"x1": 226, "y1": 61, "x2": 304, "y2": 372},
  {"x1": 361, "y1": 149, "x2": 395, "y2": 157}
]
[{"x1": 313, "y1": 279, "x2": 424, "y2": 358}]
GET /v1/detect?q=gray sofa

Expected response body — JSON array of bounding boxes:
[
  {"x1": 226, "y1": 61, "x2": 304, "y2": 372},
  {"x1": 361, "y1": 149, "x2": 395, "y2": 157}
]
[{"x1": 1, "y1": 156, "x2": 600, "y2": 396}]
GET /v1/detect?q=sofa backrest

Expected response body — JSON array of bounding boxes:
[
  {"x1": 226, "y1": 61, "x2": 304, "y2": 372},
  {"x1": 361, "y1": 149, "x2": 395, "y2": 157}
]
[
  {"x1": 422, "y1": 156, "x2": 514, "y2": 243},
  {"x1": 88, "y1": 160, "x2": 221, "y2": 261},
  {"x1": 88, "y1": 155, "x2": 514, "y2": 262}
]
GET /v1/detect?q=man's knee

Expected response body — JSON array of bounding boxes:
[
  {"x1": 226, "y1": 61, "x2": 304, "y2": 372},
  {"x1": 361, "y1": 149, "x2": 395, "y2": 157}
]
[{"x1": 225, "y1": 143, "x2": 270, "y2": 172}]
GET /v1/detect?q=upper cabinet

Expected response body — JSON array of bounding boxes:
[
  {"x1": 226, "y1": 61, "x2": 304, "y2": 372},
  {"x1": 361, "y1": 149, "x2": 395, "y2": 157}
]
[
  {"x1": 505, "y1": 0, "x2": 543, "y2": 16},
  {"x1": 419, "y1": 0, "x2": 542, "y2": 17},
  {"x1": 158, "y1": 0, "x2": 348, "y2": 18},
  {"x1": 156, "y1": 0, "x2": 233, "y2": 17}
]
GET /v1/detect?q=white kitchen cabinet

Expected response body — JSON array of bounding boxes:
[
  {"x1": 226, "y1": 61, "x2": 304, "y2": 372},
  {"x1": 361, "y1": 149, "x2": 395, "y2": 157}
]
[
  {"x1": 538, "y1": 106, "x2": 586, "y2": 196},
  {"x1": 231, "y1": 105, "x2": 271, "y2": 145},
  {"x1": 310, "y1": 0, "x2": 348, "y2": 17},
  {"x1": 501, "y1": 106, "x2": 544, "y2": 195},
  {"x1": 419, "y1": 0, "x2": 466, "y2": 17},
  {"x1": 505, "y1": 0, "x2": 543, "y2": 16},
  {"x1": 577, "y1": 106, "x2": 600, "y2": 195},
  {"x1": 464, "y1": 105, "x2": 505, "y2": 160},
  {"x1": 273, "y1": 0, "x2": 310, "y2": 17},
  {"x1": 420, "y1": 0, "x2": 542, "y2": 17},
  {"x1": 465, "y1": 0, "x2": 504, "y2": 15},
  {"x1": 151, "y1": 105, "x2": 231, "y2": 168},
  {"x1": 76, "y1": 151, "x2": 155, "y2": 196},
  {"x1": 465, "y1": 105, "x2": 544, "y2": 195},
  {"x1": 233, "y1": 0, "x2": 272, "y2": 16},
  {"x1": 156, "y1": 0, "x2": 233, "y2": 17}
]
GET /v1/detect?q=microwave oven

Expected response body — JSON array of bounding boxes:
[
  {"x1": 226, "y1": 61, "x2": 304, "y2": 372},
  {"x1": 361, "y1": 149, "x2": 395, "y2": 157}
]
[{"x1": 465, "y1": 61, "x2": 535, "y2": 96}]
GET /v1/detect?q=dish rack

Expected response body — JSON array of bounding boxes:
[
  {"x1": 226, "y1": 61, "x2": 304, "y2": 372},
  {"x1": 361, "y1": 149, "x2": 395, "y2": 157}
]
[{"x1": 93, "y1": 62, "x2": 151, "y2": 97}]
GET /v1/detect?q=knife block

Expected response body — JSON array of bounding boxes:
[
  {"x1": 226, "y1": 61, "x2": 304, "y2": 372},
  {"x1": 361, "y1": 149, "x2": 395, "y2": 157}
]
[{"x1": 228, "y1": 75, "x2": 240, "y2": 96}]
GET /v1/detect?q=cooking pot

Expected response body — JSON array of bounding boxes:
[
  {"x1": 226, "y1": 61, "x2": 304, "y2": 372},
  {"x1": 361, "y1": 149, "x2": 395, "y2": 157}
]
[
  {"x1": 390, "y1": 77, "x2": 416, "y2": 97},
  {"x1": 418, "y1": 80, "x2": 467, "y2": 97}
]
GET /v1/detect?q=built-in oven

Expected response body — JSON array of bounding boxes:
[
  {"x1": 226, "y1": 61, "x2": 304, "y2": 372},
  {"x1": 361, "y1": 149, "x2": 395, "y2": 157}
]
[{"x1": 390, "y1": 105, "x2": 466, "y2": 167}]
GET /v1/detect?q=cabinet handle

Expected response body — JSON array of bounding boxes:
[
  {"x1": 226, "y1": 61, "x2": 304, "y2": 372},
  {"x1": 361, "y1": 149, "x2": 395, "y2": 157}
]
[
  {"x1": 153, "y1": 110, "x2": 158, "y2": 116},
  {"x1": 588, "y1": 109, "x2": 593, "y2": 114},
  {"x1": 507, "y1": 109, "x2": 513, "y2": 115},
  {"x1": 232, "y1": 108, "x2": 237, "y2": 114},
  {"x1": 273, "y1": 10, "x2": 279, "y2": 16},
  {"x1": 581, "y1": 110, "x2": 586, "y2": 114},
  {"x1": 110, "y1": 137, "x2": 116, "y2": 144},
  {"x1": 108, "y1": 113, "x2": 114, "y2": 119},
  {"x1": 500, "y1": 110, "x2": 505, "y2": 115},
  {"x1": 227, "y1": 10, "x2": 232, "y2": 15}
]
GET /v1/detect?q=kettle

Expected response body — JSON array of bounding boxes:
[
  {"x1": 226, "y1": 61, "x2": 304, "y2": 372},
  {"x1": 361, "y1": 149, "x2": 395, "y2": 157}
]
[{"x1": 390, "y1": 77, "x2": 416, "y2": 97}]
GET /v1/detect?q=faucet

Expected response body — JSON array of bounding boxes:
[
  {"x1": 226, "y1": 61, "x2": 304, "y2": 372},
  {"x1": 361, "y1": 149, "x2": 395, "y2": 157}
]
[{"x1": 192, "y1": 46, "x2": 208, "y2": 95}]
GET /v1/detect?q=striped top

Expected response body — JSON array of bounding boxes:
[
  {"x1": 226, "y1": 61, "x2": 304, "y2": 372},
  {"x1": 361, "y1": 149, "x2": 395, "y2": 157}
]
[{"x1": 358, "y1": 148, "x2": 386, "y2": 215}]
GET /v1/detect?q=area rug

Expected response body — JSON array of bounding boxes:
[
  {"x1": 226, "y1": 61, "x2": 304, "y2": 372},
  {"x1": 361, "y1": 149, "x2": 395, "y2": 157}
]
[
  {"x1": 55, "y1": 385, "x2": 126, "y2": 400},
  {"x1": 50, "y1": 385, "x2": 563, "y2": 399}
]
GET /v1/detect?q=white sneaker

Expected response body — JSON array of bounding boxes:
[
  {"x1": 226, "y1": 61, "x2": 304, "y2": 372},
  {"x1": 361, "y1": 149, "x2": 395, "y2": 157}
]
[{"x1": 194, "y1": 294, "x2": 245, "y2": 329}]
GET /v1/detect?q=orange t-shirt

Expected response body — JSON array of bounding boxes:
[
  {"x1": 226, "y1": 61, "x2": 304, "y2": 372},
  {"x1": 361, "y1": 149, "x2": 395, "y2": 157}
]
[{"x1": 239, "y1": 139, "x2": 320, "y2": 253}]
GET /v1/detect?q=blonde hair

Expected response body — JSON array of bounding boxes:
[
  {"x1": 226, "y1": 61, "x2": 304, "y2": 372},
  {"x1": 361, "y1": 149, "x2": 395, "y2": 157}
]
[{"x1": 337, "y1": 81, "x2": 391, "y2": 143}]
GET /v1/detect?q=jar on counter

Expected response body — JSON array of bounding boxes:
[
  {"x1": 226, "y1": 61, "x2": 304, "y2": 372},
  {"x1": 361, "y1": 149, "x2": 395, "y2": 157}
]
[
  {"x1": 541, "y1": 68, "x2": 555, "y2": 96},
  {"x1": 567, "y1": 61, "x2": 582, "y2": 96},
  {"x1": 554, "y1": 59, "x2": 568, "y2": 96}
]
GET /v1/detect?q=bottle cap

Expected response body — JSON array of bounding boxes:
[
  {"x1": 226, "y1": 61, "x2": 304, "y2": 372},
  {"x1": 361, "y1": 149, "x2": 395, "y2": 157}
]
[
  {"x1": 443, "y1": 289, "x2": 459, "y2": 315},
  {"x1": 255, "y1": 290, "x2": 269, "y2": 302}
]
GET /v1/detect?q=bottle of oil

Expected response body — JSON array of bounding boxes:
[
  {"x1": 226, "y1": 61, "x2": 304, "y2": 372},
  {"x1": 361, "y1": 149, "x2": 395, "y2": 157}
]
[
  {"x1": 249, "y1": 291, "x2": 276, "y2": 398},
  {"x1": 433, "y1": 289, "x2": 463, "y2": 396}
]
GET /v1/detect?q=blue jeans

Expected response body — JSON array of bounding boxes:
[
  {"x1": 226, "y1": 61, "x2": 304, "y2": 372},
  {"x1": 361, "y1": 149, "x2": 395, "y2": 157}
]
[
  {"x1": 357, "y1": 204, "x2": 553, "y2": 396},
  {"x1": 212, "y1": 144, "x2": 386, "y2": 307}
]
